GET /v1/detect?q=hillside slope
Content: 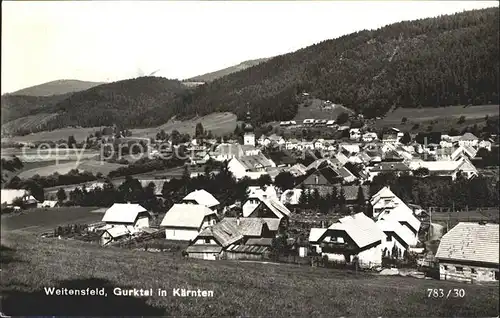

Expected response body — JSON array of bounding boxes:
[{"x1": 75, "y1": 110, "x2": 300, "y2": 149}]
[
  {"x1": 11, "y1": 80, "x2": 105, "y2": 96},
  {"x1": 1, "y1": 93, "x2": 70, "y2": 124},
  {"x1": 188, "y1": 58, "x2": 270, "y2": 82},
  {"x1": 179, "y1": 8, "x2": 499, "y2": 123}
]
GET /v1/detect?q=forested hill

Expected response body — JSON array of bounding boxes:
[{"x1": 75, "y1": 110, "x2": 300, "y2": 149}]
[
  {"x1": 179, "y1": 7, "x2": 499, "y2": 122},
  {"x1": 43, "y1": 77, "x2": 188, "y2": 129},
  {"x1": 2, "y1": 8, "x2": 499, "y2": 132},
  {"x1": 187, "y1": 58, "x2": 271, "y2": 82}
]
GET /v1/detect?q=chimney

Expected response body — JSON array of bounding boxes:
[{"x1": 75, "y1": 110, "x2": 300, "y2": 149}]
[{"x1": 236, "y1": 216, "x2": 241, "y2": 226}]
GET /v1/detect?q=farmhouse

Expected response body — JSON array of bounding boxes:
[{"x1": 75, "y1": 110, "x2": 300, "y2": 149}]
[
  {"x1": 246, "y1": 197, "x2": 291, "y2": 230},
  {"x1": 377, "y1": 204, "x2": 421, "y2": 245},
  {"x1": 182, "y1": 189, "x2": 220, "y2": 209},
  {"x1": 242, "y1": 186, "x2": 279, "y2": 217},
  {"x1": 186, "y1": 217, "x2": 276, "y2": 260},
  {"x1": 38, "y1": 200, "x2": 59, "y2": 208},
  {"x1": 436, "y1": 222, "x2": 499, "y2": 283},
  {"x1": 1, "y1": 189, "x2": 38, "y2": 208},
  {"x1": 310, "y1": 213, "x2": 385, "y2": 268},
  {"x1": 458, "y1": 132, "x2": 479, "y2": 148},
  {"x1": 101, "y1": 203, "x2": 151, "y2": 229},
  {"x1": 161, "y1": 204, "x2": 218, "y2": 241}
]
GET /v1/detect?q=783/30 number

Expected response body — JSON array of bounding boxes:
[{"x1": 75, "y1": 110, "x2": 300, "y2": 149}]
[{"x1": 427, "y1": 288, "x2": 466, "y2": 298}]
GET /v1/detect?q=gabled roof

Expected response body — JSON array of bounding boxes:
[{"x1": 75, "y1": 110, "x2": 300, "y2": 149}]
[
  {"x1": 327, "y1": 213, "x2": 385, "y2": 249},
  {"x1": 370, "y1": 186, "x2": 395, "y2": 205},
  {"x1": 160, "y1": 204, "x2": 215, "y2": 229},
  {"x1": 459, "y1": 132, "x2": 479, "y2": 141},
  {"x1": 259, "y1": 197, "x2": 291, "y2": 219},
  {"x1": 236, "y1": 153, "x2": 274, "y2": 170},
  {"x1": 309, "y1": 228, "x2": 327, "y2": 243},
  {"x1": 436, "y1": 222, "x2": 499, "y2": 265},
  {"x1": 376, "y1": 218, "x2": 415, "y2": 247},
  {"x1": 197, "y1": 217, "x2": 269, "y2": 247},
  {"x1": 102, "y1": 203, "x2": 148, "y2": 224},
  {"x1": 183, "y1": 189, "x2": 220, "y2": 208},
  {"x1": 103, "y1": 225, "x2": 131, "y2": 238},
  {"x1": 377, "y1": 204, "x2": 421, "y2": 234},
  {"x1": 371, "y1": 162, "x2": 411, "y2": 172}
]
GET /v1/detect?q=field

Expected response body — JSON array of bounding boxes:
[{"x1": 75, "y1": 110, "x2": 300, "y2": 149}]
[
  {"x1": 2, "y1": 112, "x2": 237, "y2": 144},
  {"x1": 1, "y1": 206, "x2": 102, "y2": 234},
  {"x1": 16, "y1": 159, "x2": 126, "y2": 179},
  {"x1": 1, "y1": 112, "x2": 60, "y2": 136},
  {"x1": 293, "y1": 98, "x2": 354, "y2": 122},
  {"x1": 0, "y1": 231, "x2": 498, "y2": 316},
  {"x1": 374, "y1": 105, "x2": 499, "y2": 131}
]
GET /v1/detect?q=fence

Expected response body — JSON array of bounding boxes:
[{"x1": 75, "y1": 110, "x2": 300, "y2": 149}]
[{"x1": 107, "y1": 230, "x2": 165, "y2": 248}]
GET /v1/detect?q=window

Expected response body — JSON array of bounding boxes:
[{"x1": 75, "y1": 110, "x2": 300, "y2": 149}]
[
  {"x1": 386, "y1": 235, "x2": 392, "y2": 242},
  {"x1": 337, "y1": 237, "x2": 344, "y2": 243},
  {"x1": 471, "y1": 268, "x2": 476, "y2": 274},
  {"x1": 495, "y1": 271, "x2": 499, "y2": 281},
  {"x1": 456, "y1": 266, "x2": 463, "y2": 272},
  {"x1": 204, "y1": 238, "x2": 210, "y2": 244},
  {"x1": 443, "y1": 265, "x2": 448, "y2": 270}
]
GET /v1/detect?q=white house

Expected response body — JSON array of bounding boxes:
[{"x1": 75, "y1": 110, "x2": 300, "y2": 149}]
[
  {"x1": 1, "y1": 189, "x2": 38, "y2": 207},
  {"x1": 309, "y1": 213, "x2": 385, "y2": 268},
  {"x1": 100, "y1": 225, "x2": 133, "y2": 246},
  {"x1": 228, "y1": 153, "x2": 276, "y2": 180},
  {"x1": 377, "y1": 205, "x2": 421, "y2": 245},
  {"x1": 101, "y1": 203, "x2": 151, "y2": 229},
  {"x1": 182, "y1": 189, "x2": 220, "y2": 209},
  {"x1": 161, "y1": 204, "x2": 218, "y2": 241},
  {"x1": 458, "y1": 133, "x2": 479, "y2": 148},
  {"x1": 280, "y1": 189, "x2": 302, "y2": 206},
  {"x1": 242, "y1": 186, "x2": 279, "y2": 217},
  {"x1": 436, "y1": 222, "x2": 499, "y2": 282},
  {"x1": 362, "y1": 132, "x2": 378, "y2": 142},
  {"x1": 377, "y1": 218, "x2": 417, "y2": 258},
  {"x1": 409, "y1": 157, "x2": 478, "y2": 180},
  {"x1": 349, "y1": 128, "x2": 361, "y2": 141},
  {"x1": 478, "y1": 139, "x2": 493, "y2": 151}
]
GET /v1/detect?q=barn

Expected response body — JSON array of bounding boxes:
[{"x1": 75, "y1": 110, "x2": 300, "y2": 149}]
[
  {"x1": 100, "y1": 225, "x2": 132, "y2": 246},
  {"x1": 436, "y1": 222, "x2": 499, "y2": 283}
]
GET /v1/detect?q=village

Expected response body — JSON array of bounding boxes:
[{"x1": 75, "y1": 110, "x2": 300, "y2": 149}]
[{"x1": 2, "y1": 110, "x2": 498, "y2": 284}]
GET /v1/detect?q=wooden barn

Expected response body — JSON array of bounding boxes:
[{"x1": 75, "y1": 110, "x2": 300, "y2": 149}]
[{"x1": 436, "y1": 222, "x2": 499, "y2": 283}]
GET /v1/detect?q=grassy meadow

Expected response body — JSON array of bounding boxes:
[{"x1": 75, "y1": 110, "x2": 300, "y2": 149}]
[{"x1": 1, "y1": 231, "x2": 498, "y2": 316}]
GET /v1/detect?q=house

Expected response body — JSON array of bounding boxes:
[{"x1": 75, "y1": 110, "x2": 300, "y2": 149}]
[
  {"x1": 1, "y1": 189, "x2": 38, "y2": 208},
  {"x1": 313, "y1": 139, "x2": 325, "y2": 149},
  {"x1": 38, "y1": 200, "x2": 59, "y2": 208},
  {"x1": 458, "y1": 133, "x2": 479, "y2": 148},
  {"x1": 303, "y1": 119, "x2": 315, "y2": 126},
  {"x1": 100, "y1": 225, "x2": 133, "y2": 246},
  {"x1": 186, "y1": 217, "x2": 276, "y2": 260},
  {"x1": 349, "y1": 128, "x2": 361, "y2": 141},
  {"x1": 436, "y1": 222, "x2": 499, "y2": 282},
  {"x1": 161, "y1": 204, "x2": 218, "y2": 241},
  {"x1": 339, "y1": 144, "x2": 360, "y2": 156},
  {"x1": 368, "y1": 162, "x2": 411, "y2": 181},
  {"x1": 377, "y1": 218, "x2": 416, "y2": 259},
  {"x1": 326, "y1": 120, "x2": 336, "y2": 127},
  {"x1": 227, "y1": 153, "x2": 276, "y2": 180},
  {"x1": 287, "y1": 163, "x2": 308, "y2": 177},
  {"x1": 301, "y1": 164, "x2": 343, "y2": 187},
  {"x1": 409, "y1": 157, "x2": 478, "y2": 180},
  {"x1": 376, "y1": 204, "x2": 421, "y2": 244},
  {"x1": 182, "y1": 189, "x2": 220, "y2": 209},
  {"x1": 242, "y1": 186, "x2": 279, "y2": 217},
  {"x1": 478, "y1": 138, "x2": 493, "y2": 151},
  {"x1": 280, "y1": 188, "x2": 302, "y2": 206},
  {"x1": 285, "y1": 138, "x2": 300, "y2": 150},
  {"x1": 267, "y1": 151, "x2": 296, "y2": 167},
  {"x1": 362, "y1": 132, "x2": 378, "y2": 142},
  {"x1": 310, "y1": 213, "x2": 385, "y2": 268},
  {"x1": 102, "y1": 203, "x2": 151, "y2": 228},
  {"x1": 247, "y1": 197, "x2": 291, "y2": 228},
  {"x1": 211, "y1": 143, "x2": 245, "y2": 162}
]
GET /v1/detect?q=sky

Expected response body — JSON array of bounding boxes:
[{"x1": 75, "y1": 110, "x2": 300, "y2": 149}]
[{"x1": 1, "y1": 1, "x2": 498, "y2": 94}]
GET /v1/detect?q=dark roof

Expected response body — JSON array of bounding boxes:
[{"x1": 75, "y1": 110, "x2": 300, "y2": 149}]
[
  {"x1": 267, "y1": 151, "x2": 296, "y2": 166},
  {"x1": 245, "y1": 237, "x2": 273, "y2": 246}
]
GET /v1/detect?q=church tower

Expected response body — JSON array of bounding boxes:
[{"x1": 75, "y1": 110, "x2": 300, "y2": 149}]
[{"x1": 243, "y1": 111, "x2": 255, "y2": 147}]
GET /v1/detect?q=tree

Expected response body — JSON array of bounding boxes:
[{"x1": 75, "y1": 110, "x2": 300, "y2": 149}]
[
  {"x1": 458, "y1": 115, "x2": 466, "y2": 124},
  {"x1": 336, "y1": 112, "x2": 349, "y2": 125},
  {"x1": 257, "y1": 174, "x2": 272, "y2": 188},
  {"x1": 298, "y1": 184, "x2": 308, "y2": 208},
  {"x1": 356, "y1": 185, "x2": 365, "y2": 207},
  {"x1": 400, "y1": 132, "x2": 412, "y2": 145},
  {"x1": 195, "y1": 123, "x2": 205, "y2": 138},
  {"x1": 274, "y1": 172, "x2": 295, "y2": 192},
  {"x1": 68, "y1": 135, "x2": 76, "y2": 148},
  {"x1": 312, "y1": 188, "x2": 321, "y2": 209},
  {"x1": 401, "y1": 117, "x2": 408, "y2": 124},
  {"x1": 338, "y1": 188, "x2": 346, "y2": 208},
  {"x1": 56, "y1": 188, "x2": 67, "y2": 203}
]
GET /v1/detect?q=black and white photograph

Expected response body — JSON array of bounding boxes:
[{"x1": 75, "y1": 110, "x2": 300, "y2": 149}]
[{"x1": 1, "y1": 0, "x2": 499, "y2": 316}]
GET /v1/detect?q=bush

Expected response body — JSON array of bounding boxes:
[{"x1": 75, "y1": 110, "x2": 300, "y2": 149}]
[
  {"x1": 458, "y1": 115, "x2": 466, "y2": 124},
  {"x1": 412, "y1": 123, "x2": 420, "y2": 130}
]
